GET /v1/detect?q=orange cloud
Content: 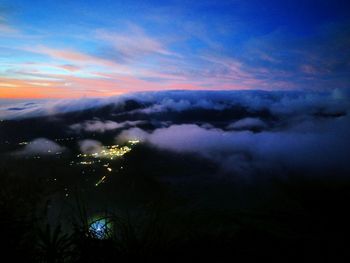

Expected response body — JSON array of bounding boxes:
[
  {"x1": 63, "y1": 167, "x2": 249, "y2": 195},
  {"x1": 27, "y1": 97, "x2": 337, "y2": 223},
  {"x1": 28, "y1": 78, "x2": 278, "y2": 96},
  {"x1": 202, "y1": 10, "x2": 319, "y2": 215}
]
[
  {"x1": 0, "y1": 73, "x2": 203, "y2": 99},
  {"x1": 0, "y1": 78, "x2": 68, "y2": 99}
]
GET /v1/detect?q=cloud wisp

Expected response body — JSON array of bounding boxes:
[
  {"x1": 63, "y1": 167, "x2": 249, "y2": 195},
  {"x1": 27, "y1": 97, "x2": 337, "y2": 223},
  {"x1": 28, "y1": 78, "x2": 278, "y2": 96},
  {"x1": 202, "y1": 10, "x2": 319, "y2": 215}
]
[{"x1": 70, "y1": 120, "x2": 144, "y2": 133}]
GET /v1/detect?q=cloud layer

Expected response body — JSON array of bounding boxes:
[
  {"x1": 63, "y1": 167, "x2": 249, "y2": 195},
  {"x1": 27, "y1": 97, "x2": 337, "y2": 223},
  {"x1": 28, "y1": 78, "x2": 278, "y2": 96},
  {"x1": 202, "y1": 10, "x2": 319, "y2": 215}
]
[
  {"x1": 3, "y1": 89, "x2": 349, "y2": 179},
  {"x1": 117, "y1": 115, "x2": 350, "y2": 177},
  {"x1": 1, "y1": 89, "x2": 349, "y2": 120}
]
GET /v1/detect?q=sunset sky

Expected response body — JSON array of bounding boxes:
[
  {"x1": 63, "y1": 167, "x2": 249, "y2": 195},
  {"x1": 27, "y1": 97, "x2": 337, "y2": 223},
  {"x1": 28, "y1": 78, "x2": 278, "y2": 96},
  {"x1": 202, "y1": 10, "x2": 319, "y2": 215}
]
[{"x1": 0, "y1": 0, "x2": 349, "y2": 98}]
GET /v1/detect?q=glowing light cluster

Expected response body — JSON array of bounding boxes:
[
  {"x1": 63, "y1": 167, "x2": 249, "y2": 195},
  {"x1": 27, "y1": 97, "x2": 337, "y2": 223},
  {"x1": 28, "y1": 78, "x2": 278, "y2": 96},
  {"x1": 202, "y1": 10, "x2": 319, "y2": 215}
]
[
  {"x1": 77, "y1": 145, "x2": 131, "y2": 160},
  {"x1": 128, "y1": 140, "x2": 140, "y2": 145},
  {"x1": 99, "y1": 145, "x2": 132, "y2": 160},
  {"x1": 73, "y1": 141, "x2": 139, "y2": 187}
]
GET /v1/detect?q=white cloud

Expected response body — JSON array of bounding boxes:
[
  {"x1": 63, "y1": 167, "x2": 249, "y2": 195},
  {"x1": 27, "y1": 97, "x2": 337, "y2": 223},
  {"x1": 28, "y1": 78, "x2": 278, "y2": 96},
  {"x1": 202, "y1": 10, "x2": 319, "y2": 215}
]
[
  {"x1": 117, "y1": 127, "x2": 149, "y2": 143},
  {"x1": 116, "y1": 115, "x2": 350, "y2": 176},
  {"x1": 14, "y1": 138, "x2": 66, "y2": 155},
  {"x1": 78, "y1": 139, "x2": 103, "y2": 154},
  {"x1": 70, "y1": 120, "x2": 144, "y2": 133}
]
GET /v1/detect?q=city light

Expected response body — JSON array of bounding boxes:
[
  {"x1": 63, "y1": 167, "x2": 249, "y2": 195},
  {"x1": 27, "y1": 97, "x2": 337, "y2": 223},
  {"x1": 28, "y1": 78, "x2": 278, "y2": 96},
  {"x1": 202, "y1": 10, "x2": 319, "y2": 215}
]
[
  {"x1": 95, "y1": 176, "x2": 106, "y2": 186},
  {"x1": 128, "y1": 140, "x2": 140, "y2": 145},
  {"x1": 76, "y1": 145, "x2": 132, "y2": 160}
]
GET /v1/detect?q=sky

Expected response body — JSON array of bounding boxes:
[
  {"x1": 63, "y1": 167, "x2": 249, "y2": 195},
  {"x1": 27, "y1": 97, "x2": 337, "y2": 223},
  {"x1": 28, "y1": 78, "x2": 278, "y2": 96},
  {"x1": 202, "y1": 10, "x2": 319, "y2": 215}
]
[{"x1": 0, "y1": 0, "x2": 349, "y2": 98}]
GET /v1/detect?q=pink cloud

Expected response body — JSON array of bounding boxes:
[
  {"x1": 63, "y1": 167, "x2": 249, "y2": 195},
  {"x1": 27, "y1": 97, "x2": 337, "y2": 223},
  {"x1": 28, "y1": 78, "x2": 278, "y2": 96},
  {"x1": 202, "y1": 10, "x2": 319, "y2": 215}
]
[
  {"x1": 59, "y1": 64, "x2": 81, "y2": 72},
  {"x1": 26, "y1": 46, "x2": 132, "y2": 74},
  {"x1": 96, "y1": 25, "x2": 179, "y2": 61}
]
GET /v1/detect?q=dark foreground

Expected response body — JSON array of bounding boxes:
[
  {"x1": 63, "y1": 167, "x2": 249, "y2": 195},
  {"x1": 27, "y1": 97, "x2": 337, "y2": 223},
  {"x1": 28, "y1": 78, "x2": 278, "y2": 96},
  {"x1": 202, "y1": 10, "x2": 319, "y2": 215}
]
[{"x1": 1, "y1": 149, "x2": 350, "y2": 263}]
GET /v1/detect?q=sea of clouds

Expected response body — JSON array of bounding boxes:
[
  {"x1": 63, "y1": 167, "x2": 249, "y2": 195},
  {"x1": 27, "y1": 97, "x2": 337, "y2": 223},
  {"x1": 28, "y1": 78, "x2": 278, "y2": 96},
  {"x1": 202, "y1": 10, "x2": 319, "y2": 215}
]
[{"x1": 4, "y1": 89, "x2": 350, "y2": 177}]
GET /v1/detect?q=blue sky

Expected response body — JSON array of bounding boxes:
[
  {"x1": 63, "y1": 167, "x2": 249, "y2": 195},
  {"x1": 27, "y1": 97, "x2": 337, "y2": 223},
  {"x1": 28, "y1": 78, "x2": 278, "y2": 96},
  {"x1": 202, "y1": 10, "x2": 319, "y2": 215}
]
[{"x1": 0, "y1": 0, "x2": 349, "y2": 98}]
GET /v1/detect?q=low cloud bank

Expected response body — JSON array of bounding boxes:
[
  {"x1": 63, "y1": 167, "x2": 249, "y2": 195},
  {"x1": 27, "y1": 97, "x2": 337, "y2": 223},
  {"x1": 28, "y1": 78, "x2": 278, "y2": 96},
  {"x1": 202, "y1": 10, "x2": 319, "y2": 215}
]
[
  {"x1": 14, "y1": 138, "x2": 66, "y2": 156},
  {"x1": 78, "y1": 140, "x2": 103, "y2": 154},
  {"x1": 1, "y1": 89, "x2": 349, "y2": 120},
  {"x1": 126, "y1": 89, "x2": 350, "y2": 118},
  {"x1": 117, "y1": 114, "x2": 350, "y2": 176}
]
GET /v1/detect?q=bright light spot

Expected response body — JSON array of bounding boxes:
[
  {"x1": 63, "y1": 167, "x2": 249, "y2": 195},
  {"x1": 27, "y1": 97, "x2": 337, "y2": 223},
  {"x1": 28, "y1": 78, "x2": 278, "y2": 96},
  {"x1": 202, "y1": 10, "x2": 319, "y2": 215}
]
[
  {"x1": 80, "y1": 161, "x2": 93, "y2": 165},
  {"x1": 128, "y1": 140, "x2": 140, "y2": 145},
  {"x1": 89, "y1": 217, "x2": 113, "y2": 239},
  {"x1": 95, "y1": 176, "x2": 106, "y2": 186}
]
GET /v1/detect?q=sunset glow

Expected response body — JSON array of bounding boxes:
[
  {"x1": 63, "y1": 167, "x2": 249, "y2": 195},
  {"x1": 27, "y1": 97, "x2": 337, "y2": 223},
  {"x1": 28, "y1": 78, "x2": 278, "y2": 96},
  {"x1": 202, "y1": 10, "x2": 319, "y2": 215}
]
[{"x1": 1, "y1": 1, "x2": 349, "y2": 98}]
